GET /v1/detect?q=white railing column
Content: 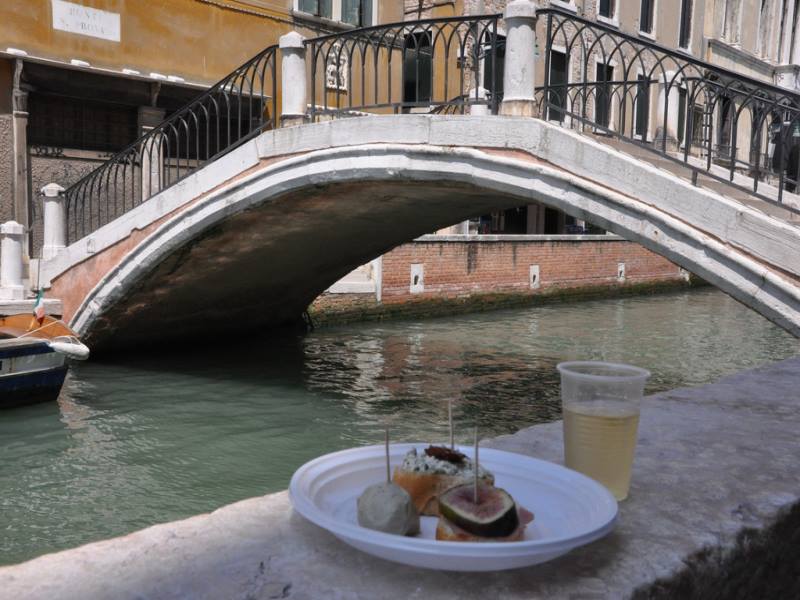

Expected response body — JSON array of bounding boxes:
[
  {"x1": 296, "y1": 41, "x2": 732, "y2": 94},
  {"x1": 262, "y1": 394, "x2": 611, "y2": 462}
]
[
  {"x1": 469, "y1": 87, "x2": 491, "y2": 116},
  {"x1": 280, "y1": 32, "x2": 308, "y2": 127},
  {"x1": 0, "y1": 220, "x2": 25, "y2": 300},
  {"x1": 41, "y1": 183, "x2": 66, "y2": 260},
  {"x1": 500, "y1": 0, "x2": 539, "y2": 118}
]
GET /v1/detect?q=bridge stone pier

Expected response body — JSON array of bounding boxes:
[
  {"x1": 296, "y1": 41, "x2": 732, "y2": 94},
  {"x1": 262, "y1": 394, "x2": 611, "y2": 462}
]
[{"x1": 39, "y1": 114, "x2": 800, "y2": 351}]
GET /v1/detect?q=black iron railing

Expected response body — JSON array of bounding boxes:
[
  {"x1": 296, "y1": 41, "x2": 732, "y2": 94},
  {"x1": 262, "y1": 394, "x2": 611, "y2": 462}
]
[
  {"x1": 63, "y1": 45, "x2": 278, "y2": 243},
  {"x1": 60, "y1": 10, "x2": 800, "y2": 245},
  {"x1": 306, "y1": 14, "x2": 502, "y2": 120},
  {"x1": 537, "y1": 7, "x2": 800, "y2": 208}
]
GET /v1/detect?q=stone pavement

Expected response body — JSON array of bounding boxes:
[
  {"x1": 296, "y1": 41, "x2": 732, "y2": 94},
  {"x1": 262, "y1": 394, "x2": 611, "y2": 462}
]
[{"x1": 1, "y1": 357, "x2": 798, "y2": 599}]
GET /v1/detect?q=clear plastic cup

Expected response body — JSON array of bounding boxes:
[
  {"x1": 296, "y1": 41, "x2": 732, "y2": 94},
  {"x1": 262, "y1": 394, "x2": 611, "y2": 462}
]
[{"x1": 556, "y1": 361, "x2": 651, "y2": 501}]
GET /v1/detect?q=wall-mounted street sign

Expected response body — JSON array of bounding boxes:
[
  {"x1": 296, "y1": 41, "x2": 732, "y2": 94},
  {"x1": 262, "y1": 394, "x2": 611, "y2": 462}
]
[{"x1": 51, "y1": 0, "x2": 121, "y2": 43}]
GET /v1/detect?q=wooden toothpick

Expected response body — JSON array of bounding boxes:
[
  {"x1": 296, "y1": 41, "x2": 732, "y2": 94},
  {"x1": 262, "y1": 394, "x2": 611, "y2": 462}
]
[
  {"x1": 448, "y1": 399, "x2": 454, "y2": 450},
  {"x1": 385, "y1": 425, "x2": 390, "y2": 483},
  {"x1": 473, "y1": 425, "x2": 479, "y2": 505}
]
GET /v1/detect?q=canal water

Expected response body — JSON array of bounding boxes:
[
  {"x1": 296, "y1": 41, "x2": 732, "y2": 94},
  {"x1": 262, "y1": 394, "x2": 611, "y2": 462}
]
[{"x1": 1, "y1": 288, "x2": 798, "y2": 565}]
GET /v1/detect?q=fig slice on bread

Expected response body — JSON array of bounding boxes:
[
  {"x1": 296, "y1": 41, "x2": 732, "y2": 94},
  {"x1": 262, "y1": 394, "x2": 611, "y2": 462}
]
[
  {"x1": 439, "y1": 483, "x2": 518, "y2": 538},
  {"x1": 436, "y1": 483, "x2": 534, "y2": 542}
]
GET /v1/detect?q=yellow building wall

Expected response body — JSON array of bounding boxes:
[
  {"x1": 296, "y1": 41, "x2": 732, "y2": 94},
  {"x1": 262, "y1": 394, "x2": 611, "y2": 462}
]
[{"x1": 0, "y1": 0, "x2": 404, "y2": 87}]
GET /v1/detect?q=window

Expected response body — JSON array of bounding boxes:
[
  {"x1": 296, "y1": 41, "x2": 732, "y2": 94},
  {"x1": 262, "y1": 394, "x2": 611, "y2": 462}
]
[
  {"x1": 599, "y1": 0, "x2": 615, "y2": 18},
  {"x1": 403, "y1": 32, "x2": 432, "y2": 106},
  {"x1": 718, "y1": 96, "x2": 734, "y2": 159},
  {"x1": 28, "y1": 93, "x2": 137, "y2": 153},
  {"x1": 635, "y1": 74, "x2": 650, "y2": 137},
  {"x1": 595, "y1": 62, "x2": 614, "y2": 128},
  {"x1": 341, "y1": 0, "x2": 372, "y2": 27},
  {"x1": 299, "y1": 0, "x2": 332, "y2": 19},
  {"x1": 679, "y1": 0, "x2": 693, "y2": 49},
  {"x1": 297, "y1": 0, "x2": 374, "y2": 26},
  {"x1": 640, "y1": 0, "x2": 655, "y2": 34},
  {"x1": 547, "y1": 50, "x2": 568, "y2": 122}
]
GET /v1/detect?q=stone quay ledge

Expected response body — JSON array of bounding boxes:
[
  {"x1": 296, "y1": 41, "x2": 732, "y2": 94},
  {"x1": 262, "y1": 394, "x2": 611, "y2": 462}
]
[{"x1": 2, "y1": 358, "x2": 798, "y2": 599}]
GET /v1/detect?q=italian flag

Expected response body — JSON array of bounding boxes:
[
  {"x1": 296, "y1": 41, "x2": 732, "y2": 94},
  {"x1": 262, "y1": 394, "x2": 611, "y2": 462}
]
[{"x1": 32, "y1": 289, "x2": 46, "y2": 325}]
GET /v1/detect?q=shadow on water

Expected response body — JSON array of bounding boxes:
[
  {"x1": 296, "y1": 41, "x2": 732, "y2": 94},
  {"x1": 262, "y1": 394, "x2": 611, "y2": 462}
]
[{"x1": 1, "y1": 288, "x2": 798, "y2": 565}]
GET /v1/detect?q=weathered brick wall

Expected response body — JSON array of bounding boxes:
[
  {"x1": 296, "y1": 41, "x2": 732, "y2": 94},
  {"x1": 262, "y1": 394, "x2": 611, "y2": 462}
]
[
  {"x1": 311, "y1": 238, "x2": 685, "y2": 322},
  {"x1": 381, "y1": 238, "x2": 681, "y2": 301}
]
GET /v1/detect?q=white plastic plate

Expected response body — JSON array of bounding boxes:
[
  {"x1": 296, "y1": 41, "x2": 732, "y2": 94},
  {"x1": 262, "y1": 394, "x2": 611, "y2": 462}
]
[{"x1": 289, "y1": 443, "x2": 618, "y2": 571}]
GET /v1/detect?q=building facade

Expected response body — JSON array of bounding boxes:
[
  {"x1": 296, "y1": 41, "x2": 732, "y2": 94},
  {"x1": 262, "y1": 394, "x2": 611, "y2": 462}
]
[{"x1": 0, "y1": 0, "x2": 405, "y2": 258}]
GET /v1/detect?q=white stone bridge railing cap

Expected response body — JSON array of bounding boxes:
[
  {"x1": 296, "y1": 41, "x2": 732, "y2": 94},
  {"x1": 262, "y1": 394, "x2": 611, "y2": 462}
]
[
  {"x1": 505, "y1": 0, "x2": 539, "y2": 20},
  {"x1": 279, "y1": 31, "x2": 305, "y2": 50},
  {"x1": 1, "y1": 220, "x2": 24, "y2": 236},
  {"x1": 41, "y1": 183, "x2": 66, "y2": 198}
]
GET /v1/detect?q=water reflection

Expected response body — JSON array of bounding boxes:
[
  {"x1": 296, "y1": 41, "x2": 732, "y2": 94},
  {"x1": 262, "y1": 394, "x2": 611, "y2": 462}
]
[{"x1": 0, "y1": 289, "x2": 797, "y2": 565}]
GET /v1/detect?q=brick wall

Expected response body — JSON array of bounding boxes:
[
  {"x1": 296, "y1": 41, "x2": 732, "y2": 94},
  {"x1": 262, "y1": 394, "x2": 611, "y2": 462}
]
[
  {"x1": 382, "y1": 237, "x2": 682, "y2": 300},
  {"x1": 311, "y1": 237, "x2": 686, "y2": 322}
]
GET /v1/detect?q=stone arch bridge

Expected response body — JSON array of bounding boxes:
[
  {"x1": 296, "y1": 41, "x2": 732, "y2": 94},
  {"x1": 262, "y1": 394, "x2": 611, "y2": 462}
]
[
  {"x1": 29, "y1": 5, "x2": 800, "y2": 351},
  {"x1": 39, "y1": 115, "x2": 800, "y2": 351}
]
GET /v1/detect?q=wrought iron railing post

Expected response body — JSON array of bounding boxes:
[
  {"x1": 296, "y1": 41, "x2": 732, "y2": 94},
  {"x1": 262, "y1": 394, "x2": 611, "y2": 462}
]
[
  {"x1": 280, "y1": 32, "x2": 307, "y2": 127},
  {"x1": 500, "y1": 0, "x2": 538, "y2": 117}
]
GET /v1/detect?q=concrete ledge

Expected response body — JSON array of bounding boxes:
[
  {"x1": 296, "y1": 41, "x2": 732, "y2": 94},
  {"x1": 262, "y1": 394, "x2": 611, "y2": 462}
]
[
  {"x1": 0, "y1": 298, "x2": 62, "y2": 317},
  {"x1": 2, "y1": 358, "x2": 798, "y2": 599},
  {"x1": 416, "y1": 234, "x2": 624, "y2": 242}
]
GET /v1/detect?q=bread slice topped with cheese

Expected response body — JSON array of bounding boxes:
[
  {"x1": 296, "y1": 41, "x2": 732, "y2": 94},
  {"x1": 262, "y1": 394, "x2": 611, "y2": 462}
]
[{"x1": 392, "y1": 445, "x2": 494, "y2": 517}]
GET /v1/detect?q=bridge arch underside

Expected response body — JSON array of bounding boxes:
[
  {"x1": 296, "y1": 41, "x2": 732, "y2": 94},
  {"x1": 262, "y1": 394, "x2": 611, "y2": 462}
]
[{"x1": 73, "y1": 145, "x2": 800, "y2": 351}]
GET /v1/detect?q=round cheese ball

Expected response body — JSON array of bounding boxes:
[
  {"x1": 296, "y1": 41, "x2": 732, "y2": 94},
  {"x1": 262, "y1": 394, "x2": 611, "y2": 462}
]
[{"x1": 357, "y1": 482, "x2": 420, "y2": 536}]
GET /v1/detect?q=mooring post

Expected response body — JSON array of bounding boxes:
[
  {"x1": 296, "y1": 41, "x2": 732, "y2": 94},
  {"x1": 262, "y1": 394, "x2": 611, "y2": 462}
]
[
  {"x1": 280, "y1": 31, "x2": 308, "y2": 127},
  {"x1": 500, "y1": 0, "x2": 539, "y2": 118},
  {"x1": 41, "y1": 183, "x2": 66, "y2": 261},
  {"x1": 0, "y1": 220, "x2": 25, "y2": 300}
]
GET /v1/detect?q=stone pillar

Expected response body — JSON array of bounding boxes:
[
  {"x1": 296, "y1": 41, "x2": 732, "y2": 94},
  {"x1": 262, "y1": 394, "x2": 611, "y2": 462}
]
[
  {"x1": 781, "y1": 0, "x2": 797, "y2": 64},
  {"x1": 11, "y1": 59, "x2": 29, "y2": 257},
  {"x1": 139, "y1": 106, "x2": 167, "y2": 200},
  {"x1": 655, "y1": 75, "x2": 681, "y2": 151},
  {"x1": 500, "y1": 0, "x2": 538, "y2": 118},
  {"x1": 792, "y1": 8, "x2": 800, "y2": 65},
  {"x1": 280, "y1": 32, "x2": 307, "y2": 127},
  {"x1": 41, "y1": 183, "x2": 66, "y2": 260},
  {"x1": 0, "y1": 220, "x2": 25, "y2": 300}
]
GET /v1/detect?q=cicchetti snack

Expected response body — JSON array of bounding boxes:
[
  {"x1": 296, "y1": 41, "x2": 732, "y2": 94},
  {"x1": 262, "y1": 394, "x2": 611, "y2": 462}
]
[
  {"x1": 435, "y1": 482, "x2": 534, "y2": 542},
  {"x1": 392, "y1": 445, "x2": 494, "y2": 516}
]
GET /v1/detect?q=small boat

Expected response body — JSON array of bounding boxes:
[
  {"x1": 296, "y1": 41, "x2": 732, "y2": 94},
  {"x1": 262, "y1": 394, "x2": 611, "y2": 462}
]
[{"x1": 0, "y1": 314, "x2": 90, "y2": 408}]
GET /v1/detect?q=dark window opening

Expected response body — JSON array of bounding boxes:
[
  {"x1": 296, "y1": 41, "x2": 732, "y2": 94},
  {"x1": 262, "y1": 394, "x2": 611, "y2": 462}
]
[
  {"x1": 299, "y1": 0, "x2": 333, "y2": 20},
  {"x1": 679, "y1": 0, "x2": 693, "y2": 48},
  {"x1": 599, "y1": 0, "x2": 615, "y2": 18},
  {"x1": 544, "y1": 207, "x2": 560, "y2": 234},
  {"x1": 28, "y1": 93, "x2": 138, "y2": 153},
  {"x1": 640, "y1": 0, "x2": 654, "y2": 33},
  {"x1": 595, "y1": 62, "x2": 614, "y2": 128},
  {"x1": 547, "y1": 50, "x2": 568, "y2": 122},
  {"x1": 403, "y1": 32, "x2": 432, "y2": 106},
  {"x1": 635, "y1": 74, "x2": 650, "y2": 137},
  {"x1": 718, "y1": 96, "x2": 734, "y2": 160},
  {"x1": 483, "y1": 35, "x2": 505, "y2": 103}
]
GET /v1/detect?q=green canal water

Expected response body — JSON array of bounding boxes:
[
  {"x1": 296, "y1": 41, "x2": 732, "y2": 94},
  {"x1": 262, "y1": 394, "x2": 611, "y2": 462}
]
[{"x1": 1, "y1": 288, "x2": 798, "y2": 565}]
